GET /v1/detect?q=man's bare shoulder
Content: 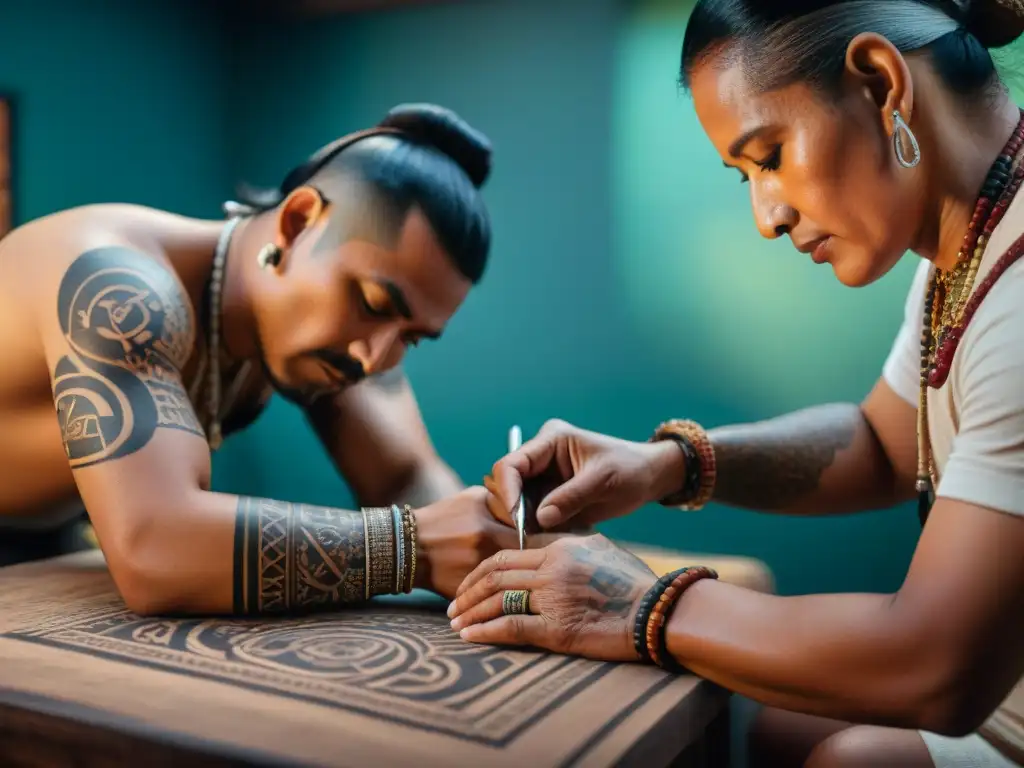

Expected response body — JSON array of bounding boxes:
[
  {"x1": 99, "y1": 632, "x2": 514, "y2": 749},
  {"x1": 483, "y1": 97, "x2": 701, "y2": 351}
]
[
  {"x1": 0, "y1": 205, "x2": 202, "y2": 518},
  {"x1": 0, "y1": 205, "x2": 195, "y2": 327}
]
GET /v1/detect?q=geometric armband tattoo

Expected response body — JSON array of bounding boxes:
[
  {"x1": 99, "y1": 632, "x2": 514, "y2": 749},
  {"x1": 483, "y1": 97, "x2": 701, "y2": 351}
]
[
  {"x1": 233, "y1": 498, "x2": 368, "y2": 615},
  {"x1": 232, "y1": 498, "x2": 421, "y2": 615}
]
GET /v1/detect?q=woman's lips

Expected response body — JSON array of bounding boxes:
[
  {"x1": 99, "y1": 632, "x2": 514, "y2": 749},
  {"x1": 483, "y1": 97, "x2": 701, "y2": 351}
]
[{"x1": 809, "y1": 236, "x2": 832, "y2": 264}]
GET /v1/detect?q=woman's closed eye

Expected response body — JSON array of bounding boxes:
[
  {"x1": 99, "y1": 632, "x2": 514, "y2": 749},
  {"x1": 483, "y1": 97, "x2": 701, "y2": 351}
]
[{"x1": 739, "y1": 146, "x2": 782, "y2": 184}]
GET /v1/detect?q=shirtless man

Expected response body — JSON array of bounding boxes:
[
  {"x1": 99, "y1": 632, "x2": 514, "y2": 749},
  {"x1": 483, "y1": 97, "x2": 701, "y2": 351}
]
[{"x1": 0, "y1": 103, "x2": 520, "y2": 613}]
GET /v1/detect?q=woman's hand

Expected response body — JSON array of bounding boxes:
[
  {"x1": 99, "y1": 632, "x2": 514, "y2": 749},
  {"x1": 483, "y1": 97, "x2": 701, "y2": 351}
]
[
  {"x1": 487, "y1": 419, "x2": 685, "y2": 530},
  {"x1": 413, "y1": 486, "x2": 519, "y2": 599},
  {"x1": 446, "y1": 533, "x2": 657, "y2": 662}
]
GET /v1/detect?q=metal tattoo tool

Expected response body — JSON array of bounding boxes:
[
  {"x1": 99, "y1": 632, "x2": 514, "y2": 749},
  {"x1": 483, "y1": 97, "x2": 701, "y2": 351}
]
[{"x1": 508, "y1": 425, "x2": 526, "y2": 550}]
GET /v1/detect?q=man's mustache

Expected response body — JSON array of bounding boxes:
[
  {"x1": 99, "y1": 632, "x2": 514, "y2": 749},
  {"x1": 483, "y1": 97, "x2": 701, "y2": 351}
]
[
  {"x1": 315, "y1": 351, "x2": 366, "y2": 385},
  {"x1": 257, "y1": 352, "x2": 366, "y2": 408}
]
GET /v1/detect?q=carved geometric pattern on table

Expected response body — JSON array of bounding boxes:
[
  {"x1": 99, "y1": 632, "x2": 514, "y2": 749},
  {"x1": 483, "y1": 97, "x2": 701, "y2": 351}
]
[{"x1": 5, "y1": 604, "x2": 612, "y2": 747}]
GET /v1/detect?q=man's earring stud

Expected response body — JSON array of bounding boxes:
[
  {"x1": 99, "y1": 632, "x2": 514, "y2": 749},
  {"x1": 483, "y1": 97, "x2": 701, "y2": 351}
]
[{"x1": 257, "y1": 243, "x2": 282, "y2": 270}]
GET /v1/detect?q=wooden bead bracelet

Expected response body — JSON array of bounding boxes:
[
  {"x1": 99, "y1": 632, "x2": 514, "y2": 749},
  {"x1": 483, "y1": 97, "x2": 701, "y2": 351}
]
[
  {"x1": 633, "y1": 568, "x2": 686, "y2": 662},
  {"x1": 632, "y1": 565, "x2": 719, "y2": 671},
  {"x1": 650, "y1": 419, "x2": 717, "y2": 510}
]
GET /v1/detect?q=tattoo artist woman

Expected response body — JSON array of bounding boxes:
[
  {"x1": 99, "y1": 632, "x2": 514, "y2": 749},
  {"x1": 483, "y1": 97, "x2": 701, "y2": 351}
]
[
  {"x1": 1, "y1": 105, "x2": 518, "y2": 610},
  {"x1": 449, "y1": 2, "x2": 1024, "y2": 767}
]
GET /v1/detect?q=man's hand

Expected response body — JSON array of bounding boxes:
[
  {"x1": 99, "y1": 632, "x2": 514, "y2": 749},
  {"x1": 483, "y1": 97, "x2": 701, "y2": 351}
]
[{"x1": 413, "y1": 487, "x2": 520, "y2": 599}]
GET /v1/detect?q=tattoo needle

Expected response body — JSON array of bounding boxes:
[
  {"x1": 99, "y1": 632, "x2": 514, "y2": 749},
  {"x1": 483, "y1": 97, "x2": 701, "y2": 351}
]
[{"x1": 508, "y1": 425, "x2": 526, "y2": 550}]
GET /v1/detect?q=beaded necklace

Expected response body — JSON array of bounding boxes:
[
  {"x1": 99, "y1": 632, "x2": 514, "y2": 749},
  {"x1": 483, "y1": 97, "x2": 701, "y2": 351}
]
[
  {"x1": 916, "y1": 109, "x2": 1024, "y2": 523},
  {"x1": 187, "y1": 214, "x2": 253, "y2": 451}
]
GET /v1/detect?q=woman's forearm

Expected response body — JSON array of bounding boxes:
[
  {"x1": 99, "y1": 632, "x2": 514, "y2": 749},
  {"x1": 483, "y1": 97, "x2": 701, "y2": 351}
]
[
  {"x1": 664, "y1": 579, "x2": 957, "y2": 732},
  {"x1": 705, "y1": 403, "x2": 903, "y2": 515}
]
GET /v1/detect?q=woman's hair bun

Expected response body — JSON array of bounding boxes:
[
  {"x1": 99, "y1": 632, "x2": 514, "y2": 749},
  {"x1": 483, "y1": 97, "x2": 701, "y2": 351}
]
[
  {"x1": 963, "y1": 0, "x2": 1024, "y2": 49},
  {"x1": 379, "y1": 103, "x2": 492, "y2": 188}
]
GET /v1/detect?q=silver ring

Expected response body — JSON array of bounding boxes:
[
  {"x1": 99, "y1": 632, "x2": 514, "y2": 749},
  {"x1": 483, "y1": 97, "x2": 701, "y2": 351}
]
[{"x1": 501, "y1": 589, "x2": 531, "y2": 615}]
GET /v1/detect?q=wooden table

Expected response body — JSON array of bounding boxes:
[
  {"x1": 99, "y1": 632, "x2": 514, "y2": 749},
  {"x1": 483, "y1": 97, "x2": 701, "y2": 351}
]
[{"x1": 0, "y1": 549, "x2": 751, "y2": 768}]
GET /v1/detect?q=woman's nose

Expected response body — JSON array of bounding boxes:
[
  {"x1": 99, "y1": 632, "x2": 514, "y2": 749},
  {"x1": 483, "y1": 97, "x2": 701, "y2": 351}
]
[{"x1": 750, "y1": 181, "x2": 795, "y2": 240}]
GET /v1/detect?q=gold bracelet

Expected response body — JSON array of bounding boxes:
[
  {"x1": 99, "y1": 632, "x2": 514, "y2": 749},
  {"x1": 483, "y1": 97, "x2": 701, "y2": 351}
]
[
  {"x1": 404, "y1": 504, "x2": 418, "y2": 594},
  {"x1": 402, "y1": 505, "x2": 413, "y2": 594}
]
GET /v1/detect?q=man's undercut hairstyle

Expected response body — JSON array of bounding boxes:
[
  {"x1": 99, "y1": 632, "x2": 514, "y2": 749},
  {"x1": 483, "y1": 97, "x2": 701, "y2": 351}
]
[
  {"x1": 236, "y1": 103, "x2": 493, "y2": 284},
  {"x1": 679, "y1": 0, "x2": 1024, "y2": 97}
]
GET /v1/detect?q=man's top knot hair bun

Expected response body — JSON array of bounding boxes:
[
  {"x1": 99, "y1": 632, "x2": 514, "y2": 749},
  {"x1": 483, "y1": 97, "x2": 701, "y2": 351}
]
[
  {"x1": 962, "y1": 0, "x2": 1024, "y2": 48},
  {"x1": 227, "y1": 103, "x2": 494, "y2": 285},
  {"x1": 379, "y1": 103, "x2": 493, "y2": 189}
]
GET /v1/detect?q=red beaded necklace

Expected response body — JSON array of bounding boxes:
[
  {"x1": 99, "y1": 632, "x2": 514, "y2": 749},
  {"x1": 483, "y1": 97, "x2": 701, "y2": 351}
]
[{"x1": 916, "y1": 110, "x2": 1024, "y2": 524}]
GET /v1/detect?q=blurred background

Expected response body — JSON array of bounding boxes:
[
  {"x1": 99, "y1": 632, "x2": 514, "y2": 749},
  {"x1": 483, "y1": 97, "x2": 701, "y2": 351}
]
[{"x1": 6, "y1": 0, "x2": 1022, "y2": 598}]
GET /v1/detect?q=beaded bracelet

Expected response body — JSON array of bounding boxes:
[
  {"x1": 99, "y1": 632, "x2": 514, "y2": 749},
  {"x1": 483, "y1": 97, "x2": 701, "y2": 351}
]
[
  {"x1": 655, "y1": 433, "x2": 702, "y2": 507},
  {"x1": 392, "y1": 504, "x2": 405, "y2": 596},
  {"x1": 403, "y1": 504, "x2": 418, "y2": 594},
  {"x1": 645, "y1": 566, "x2": 718, "y2": 673},
  {"x1": 632, "y1": 568, "x2": 689, "y2": 662},
  {"x1": 650, "y1": 419, "x2": 717, "y2": 510}
]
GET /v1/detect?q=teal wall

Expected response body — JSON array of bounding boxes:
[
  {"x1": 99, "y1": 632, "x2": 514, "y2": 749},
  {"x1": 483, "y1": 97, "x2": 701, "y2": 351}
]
[
  {"x1": 13, "y1": 0, "x2": 1002, "y2": 597},
  {"x1": 211, "y1": 0, "x2": 931, "y2": 596},
  {"x1": 0, "y1": 0, "x2": 228, "y2": 221}
]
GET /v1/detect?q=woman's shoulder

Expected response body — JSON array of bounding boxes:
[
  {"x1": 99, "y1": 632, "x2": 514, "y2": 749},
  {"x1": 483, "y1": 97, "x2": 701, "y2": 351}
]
[
  {"x1": 970, "y1": 247, "x2": 1024, "y2": 330},
  {"x1": 958, "y1": 191, "x2": 1024, "y2": 346},
  {"x1": 957, "y1": 253, "x2": 1024, "y2": 394}
]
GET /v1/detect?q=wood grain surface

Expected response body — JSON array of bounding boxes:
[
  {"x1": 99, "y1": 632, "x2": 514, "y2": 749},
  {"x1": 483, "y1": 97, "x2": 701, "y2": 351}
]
[{"x1": 0, "y1": 550, "x2": 733, "y2": 767}]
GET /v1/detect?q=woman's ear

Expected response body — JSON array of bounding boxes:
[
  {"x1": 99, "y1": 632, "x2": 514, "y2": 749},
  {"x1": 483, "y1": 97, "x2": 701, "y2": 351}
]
[{"x1": 844, "y1": 31, "x2": 915, "y2": 130}]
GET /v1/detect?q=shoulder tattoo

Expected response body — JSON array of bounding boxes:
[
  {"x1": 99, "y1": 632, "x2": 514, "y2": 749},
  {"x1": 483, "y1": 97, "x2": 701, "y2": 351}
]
[
  {"x1": 233, "y1": 497, "x2": 367, "y2": 614},
  {"x1": 52, "y1": 247, "x2": 204, "y2": 468}
]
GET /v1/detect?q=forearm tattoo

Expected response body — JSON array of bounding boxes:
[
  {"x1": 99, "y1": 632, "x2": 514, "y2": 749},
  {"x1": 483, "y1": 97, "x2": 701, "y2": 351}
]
[
  {"x1": 51, "y1": 247, "x2": 204, "y2": 467},
  {"x1": 710, "y1": 403, "x2": 859, "y2": 511},
  {"x1": 233, "y1": 497, "x2": 367, "y2": 615}
]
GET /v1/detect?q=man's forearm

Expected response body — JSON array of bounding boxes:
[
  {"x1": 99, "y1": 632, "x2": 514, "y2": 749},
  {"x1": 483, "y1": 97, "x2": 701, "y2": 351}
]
[
  {"x1": 393, "y1": 461, "x2": 464, "y2": 508},
  {"x1": 233, "y1": 496, "x2": 369, "y2": 615},
  {"x1": 121, "y1": 492, "x2": 417, "y2": 616},
  {"x1": 705, "y1": 403, "x2": 898, "y2": 515}
]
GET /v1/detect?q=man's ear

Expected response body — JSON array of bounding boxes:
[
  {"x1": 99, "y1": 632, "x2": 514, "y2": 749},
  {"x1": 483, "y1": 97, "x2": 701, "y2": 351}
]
[
  {"x1": 275, "y1": 185, "x2": 327, "y2": 249},
  {"x1": 843, "y1": 32, "x2": 915, "y2": 130}
]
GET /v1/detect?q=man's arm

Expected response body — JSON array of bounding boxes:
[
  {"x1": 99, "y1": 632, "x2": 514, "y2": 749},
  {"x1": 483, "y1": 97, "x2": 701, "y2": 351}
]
[
  {"x1": 41, "y1": 247, "x2": 379, "y2": 616},
  {"x1": 304, "y1": 366, "x2": 463, "y2": 508},
  {"x1": 698, "y1": 378, "x2": 919, "y2": 514}
]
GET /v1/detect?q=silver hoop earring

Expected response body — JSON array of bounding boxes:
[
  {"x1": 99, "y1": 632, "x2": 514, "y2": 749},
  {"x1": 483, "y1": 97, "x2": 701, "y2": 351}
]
[
  {"x1": 892, "y1": 109, "x2": 921, "y2": 169},
  {"x1": 257, "y1": 243, "x2": 282, "y2": 270}
]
